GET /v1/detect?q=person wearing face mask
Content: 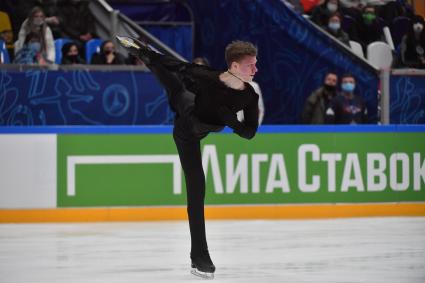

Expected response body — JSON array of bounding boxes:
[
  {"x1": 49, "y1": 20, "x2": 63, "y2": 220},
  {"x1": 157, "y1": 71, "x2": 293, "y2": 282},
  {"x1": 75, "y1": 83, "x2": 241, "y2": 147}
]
[
  {"x1": 325, "y1": 73, "x2": 368, "y2": 124},
  {"x1": 14, "y1": 6, "x2": 55, "y2": 64},
  {"x1": 399, "y1": 15, "x2": 425, "y2": 69},
  {"x1": 325, "y1": 13, "x2": 350, "y2": 46},
  {"x1": 357, "y1": 5, "x2": 383, "y2": 50},
  {"x1": 117, "y1": 35, "x2": 260, "y2": 279},
  {"x1": 61, "y1": 42, "x2": 85, "y2": 65},
  {"x1": 13, "y1": 32, "x2": 47, "y2": 65},
  {"x1": 302, "y1": 72, "x2": 339, "y2": 124},
  {"x1": 91, "y1": 40, "x2": 126, "y2": 65},
  {"x1": 311, "y1": 0, "x2": 342, "y2": 27}
]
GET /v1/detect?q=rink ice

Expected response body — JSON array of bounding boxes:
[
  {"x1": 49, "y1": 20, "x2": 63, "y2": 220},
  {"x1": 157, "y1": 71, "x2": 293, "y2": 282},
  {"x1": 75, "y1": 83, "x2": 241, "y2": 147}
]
[{"x1": 1, "y1": 217, "x2": 425, "y2": 283}]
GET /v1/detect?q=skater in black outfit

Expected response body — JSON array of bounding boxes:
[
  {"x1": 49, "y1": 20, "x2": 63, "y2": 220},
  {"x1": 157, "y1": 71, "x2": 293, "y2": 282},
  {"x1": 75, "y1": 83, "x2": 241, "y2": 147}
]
[{"x1": 116, "y1": 36, "x2": 259, "y2": 279}]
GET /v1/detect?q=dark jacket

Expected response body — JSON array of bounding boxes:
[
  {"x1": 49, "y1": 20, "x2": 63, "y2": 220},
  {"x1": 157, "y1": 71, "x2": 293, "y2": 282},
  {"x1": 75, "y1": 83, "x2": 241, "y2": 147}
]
[
  {"x1": 400, "y1": 31, "x2": 425, "y2": 69},
  {"x1": 61, "y1": 54, "x2": 85, "y2": 65},
  {"x1": 357, "y1": 19, "x2": 383, "y2": 48},
  {"x1": 325, "y1": 93, "x2": 368, "y2": 124},
  {"x1": 325, "y1": 27, "x2": 350, "y2": 46},
  {"x1": 302, "y1": 86, "x2": 337, "y2": 124},
  {"x1": 91, "y1": 52, "x2": 126, "y2": 65}
]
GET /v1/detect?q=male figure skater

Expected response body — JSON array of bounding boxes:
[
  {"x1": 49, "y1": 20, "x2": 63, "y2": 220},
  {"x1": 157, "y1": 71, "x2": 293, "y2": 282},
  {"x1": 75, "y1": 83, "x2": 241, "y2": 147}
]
[{"x1": 117, "y1": 36, "x2": 259, "y2": 279}]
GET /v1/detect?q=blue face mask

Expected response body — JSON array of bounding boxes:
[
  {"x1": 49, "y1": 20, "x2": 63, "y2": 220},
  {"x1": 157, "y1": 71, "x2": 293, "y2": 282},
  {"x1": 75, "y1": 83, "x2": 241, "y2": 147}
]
[
  {"x1": 342, "y1": 82, "x2": 355, "y2": 93},
  {"x1": 28, "y1": 42, "x2": 41, "y2": 52}
]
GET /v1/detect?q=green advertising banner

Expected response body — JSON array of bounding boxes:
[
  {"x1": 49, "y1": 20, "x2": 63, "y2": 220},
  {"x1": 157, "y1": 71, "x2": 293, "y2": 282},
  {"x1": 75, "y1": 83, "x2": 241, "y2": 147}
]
[{"x1": 57, "y1": 131, "x2": 425, "y2": 207}]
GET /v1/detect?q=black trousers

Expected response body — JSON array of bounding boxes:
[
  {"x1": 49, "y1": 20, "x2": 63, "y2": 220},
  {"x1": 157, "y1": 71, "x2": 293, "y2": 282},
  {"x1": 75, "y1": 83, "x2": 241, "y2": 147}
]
[{"x1": 146, "y1": 53, "x2": 210, "y2": 258}]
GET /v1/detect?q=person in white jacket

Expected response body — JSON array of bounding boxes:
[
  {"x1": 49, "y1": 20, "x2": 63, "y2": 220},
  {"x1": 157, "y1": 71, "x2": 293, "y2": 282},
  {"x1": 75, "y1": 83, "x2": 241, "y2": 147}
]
[{"x1": 14, "y1": 6, "x2": 55, "y2": 64}]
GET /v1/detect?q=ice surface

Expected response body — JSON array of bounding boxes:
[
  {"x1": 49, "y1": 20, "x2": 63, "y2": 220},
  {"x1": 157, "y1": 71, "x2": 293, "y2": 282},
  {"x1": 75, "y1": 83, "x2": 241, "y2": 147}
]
[{"x1": 1, "y1": 217, "x2": 425, "y2": 283}]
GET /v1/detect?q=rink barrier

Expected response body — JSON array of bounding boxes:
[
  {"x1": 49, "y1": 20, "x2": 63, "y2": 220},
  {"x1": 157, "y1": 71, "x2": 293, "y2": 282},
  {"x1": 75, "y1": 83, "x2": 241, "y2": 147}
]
[
  {"x1": 1, "y1": 124, "x2": 425, "y2": 134},
  {"x1": 0, "y1": 125, "x2": 424, "y2": 222},
  {"x1": 1, "y1": 203, "x2": 425, "y2": 223}
]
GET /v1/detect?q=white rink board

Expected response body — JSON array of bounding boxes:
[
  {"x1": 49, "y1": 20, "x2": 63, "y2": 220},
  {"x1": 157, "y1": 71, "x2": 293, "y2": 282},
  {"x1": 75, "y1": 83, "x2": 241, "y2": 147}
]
[
  {"x1": 0, "y1": 134, "x2": 56, "y2": 208},
  {"x1": 0, "y1": 217, "x2": 424, "y2": 283}
]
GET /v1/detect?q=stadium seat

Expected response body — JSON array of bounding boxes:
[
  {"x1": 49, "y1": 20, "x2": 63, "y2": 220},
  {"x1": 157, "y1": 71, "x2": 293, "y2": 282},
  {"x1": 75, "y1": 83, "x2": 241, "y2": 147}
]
[
  {"x1": 349, "y1": 40, "x2": 364, "y2": 59},
  {"x1": 383, "y1": 26, "x2": 395, "y2": 50},
  {"x1": 54, "y1": 38, "x2": 72, "y2": 64},
  {"x1": 390, "y1": 17, "x2": 411, "y2": 48},
  {"x1": 85, "y1": 38, "x2": 103, "y2": 63},
  {"x1": 0, "y1": 39, "x2": 10, "y2": 63},
  {"x1": 367, "y1": 41, "x2": 393, "y2": 69}
]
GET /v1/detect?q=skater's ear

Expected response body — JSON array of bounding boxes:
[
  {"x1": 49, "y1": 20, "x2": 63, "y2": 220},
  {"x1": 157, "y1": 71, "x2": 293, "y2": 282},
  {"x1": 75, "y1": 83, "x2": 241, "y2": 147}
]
[{"x1": 229, "y1": 61, "x2": 239, "y2": 71}]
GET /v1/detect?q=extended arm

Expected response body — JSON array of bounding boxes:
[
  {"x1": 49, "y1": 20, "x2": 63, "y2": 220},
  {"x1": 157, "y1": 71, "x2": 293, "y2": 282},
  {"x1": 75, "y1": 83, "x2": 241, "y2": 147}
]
[{"x1": 218, "y1": 95, "x2": 259, "y2": 140}]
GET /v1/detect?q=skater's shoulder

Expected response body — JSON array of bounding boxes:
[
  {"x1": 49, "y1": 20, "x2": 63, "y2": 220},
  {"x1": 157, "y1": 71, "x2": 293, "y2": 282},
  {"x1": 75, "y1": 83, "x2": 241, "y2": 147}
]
[
  {"x1": 186, "y1": 64, "x2": 221, "y2": 83},
  {"x1": 187, "y1": 62, "x2": 216, "y2": 73}
]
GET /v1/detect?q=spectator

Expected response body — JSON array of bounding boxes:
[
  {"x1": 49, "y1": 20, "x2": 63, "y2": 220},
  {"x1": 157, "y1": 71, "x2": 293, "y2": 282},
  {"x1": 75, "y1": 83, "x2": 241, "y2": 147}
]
[
  {"x1": 378, "y1": 0, "x2": 414, "y2": 25},
  {"x1": 14, "y1": 6, "x2": 55, "y2": 63},
  {"x1": 356, "y1": 5, "x2": 384, "y2": 49},
  {"x1": 339, "y1": 0, "x2": 363, "y2": 9},
  {"x1": 13, "y1": 31, "x2": 47, "y2": 65},
  {"x1": 40, "y1": 0, "x2": 97, "y2": 49},
  {"x1": 301, "y1": 0, "x2": 322, "y2": 14},
  {"x1": 339, "y1": 0, "x2": 363, "y2": 41},
  {"x1": 325, "y1": 13, "x2": 350, "y2": 45},
  {"x1": 61, "y1": 42, "x2": 85, "y2": 65},
  {"x1": 302, "y1": 72, "x2": 338, "y2": 124},
  {"x1": 0, "y1": 0, "x2": 38, "y2": 43},
  {"x1": 91, "y1": 40, "x2": 126, "y2": 65},
  {"x1": 399, "y1": 15, "x2": 425, "y2": 69},
  {"x1": 325, "y1": 74, "x2": 368, "y2": 124},
  {"x1": 0, "y1": 10, "x2": 14, "y2": 61},
  {"x1": 311, "y1": 0, "x2": 342, "y2": 27}
]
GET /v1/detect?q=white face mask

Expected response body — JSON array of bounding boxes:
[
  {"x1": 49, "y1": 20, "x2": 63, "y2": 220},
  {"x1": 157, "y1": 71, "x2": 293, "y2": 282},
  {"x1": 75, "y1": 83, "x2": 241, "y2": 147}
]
[
  {"x1": 413, "y1": 23, "x2": 423, "y2": 33},
  {"x1": 327, "y1": 3, "x2": 338, "y2": 13},
  {"x1": 33, "y1": 18, "x2": 44, "y2": 26},
  {"x1": 328, "y1": 22, "x2": 340, "y2": 31}
]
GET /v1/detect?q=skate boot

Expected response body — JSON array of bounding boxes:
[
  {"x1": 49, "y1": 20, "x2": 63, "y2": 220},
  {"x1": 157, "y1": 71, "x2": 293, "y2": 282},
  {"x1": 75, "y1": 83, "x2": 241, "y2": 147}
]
[
  {"x1": 191, "y1": 253, "x2": 215, "y2": 280},
  {"x1": 115, "y1": 35, "x2": 153, "y2": 64}
]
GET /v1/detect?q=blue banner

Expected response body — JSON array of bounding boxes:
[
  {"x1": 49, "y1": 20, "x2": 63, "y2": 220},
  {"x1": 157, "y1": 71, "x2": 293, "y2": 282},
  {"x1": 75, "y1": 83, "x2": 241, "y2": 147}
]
[
  {"x1": 390, "y1": 75, "x2": 425, "y2": 124},
  {"x1": 0, "y1": 69, "x2": 174, "y2": 126}
]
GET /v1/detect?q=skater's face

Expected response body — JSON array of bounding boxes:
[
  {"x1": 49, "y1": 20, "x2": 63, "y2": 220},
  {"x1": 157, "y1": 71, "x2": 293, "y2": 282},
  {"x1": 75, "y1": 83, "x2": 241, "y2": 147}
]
[{"x1": 233, "y1": 55, "x2": 258, "y2": 82}]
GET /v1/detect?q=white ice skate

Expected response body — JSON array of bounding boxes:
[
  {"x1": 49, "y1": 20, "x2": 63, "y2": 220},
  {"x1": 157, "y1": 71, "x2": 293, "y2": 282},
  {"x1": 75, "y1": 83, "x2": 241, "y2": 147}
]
[
  {"x1": 190, "y1": 256, "x2": 215, "y2": 280},
  {"x1": 115, "y1": 35, "x2": 141, "y2": 50},
  {"x1": 191, "y1": 264, "x2": 215, "y2": 280}
]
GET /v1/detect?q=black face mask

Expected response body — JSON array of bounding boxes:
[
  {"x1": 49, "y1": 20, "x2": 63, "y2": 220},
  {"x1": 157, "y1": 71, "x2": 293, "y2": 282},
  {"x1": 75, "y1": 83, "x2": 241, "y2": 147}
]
[
  {"x1": 66, "y1": 55, "x2": 78, "y2": 62},
  {"x1": 324, "y1": 84, "x2": 336, "y2": 92}
]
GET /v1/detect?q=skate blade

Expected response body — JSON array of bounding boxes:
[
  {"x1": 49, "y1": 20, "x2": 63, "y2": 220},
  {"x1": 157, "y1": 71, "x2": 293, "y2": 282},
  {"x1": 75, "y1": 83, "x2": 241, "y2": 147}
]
[{"x1": 191, "y1": 268, "x2": 214, "y2": 280}]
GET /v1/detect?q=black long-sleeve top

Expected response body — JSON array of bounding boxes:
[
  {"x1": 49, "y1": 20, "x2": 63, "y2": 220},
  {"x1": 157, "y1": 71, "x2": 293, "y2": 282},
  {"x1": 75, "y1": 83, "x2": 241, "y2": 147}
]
[{"x1": 183, "y1": 65, "x2": 259, "y2": 140}]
